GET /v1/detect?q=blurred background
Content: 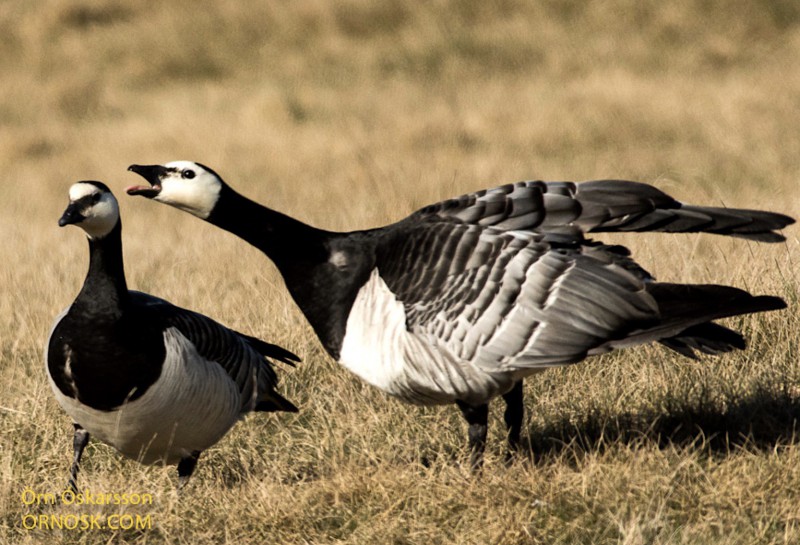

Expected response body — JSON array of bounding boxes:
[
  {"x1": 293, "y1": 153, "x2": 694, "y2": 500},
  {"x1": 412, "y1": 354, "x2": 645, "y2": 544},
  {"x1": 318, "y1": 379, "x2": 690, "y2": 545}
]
[
  {"x1": 3, "y1": 0, "x2": 799, "y2": 209},
  {"x1": 2, "y1": 1, "x2": 799, "y2": 543}
]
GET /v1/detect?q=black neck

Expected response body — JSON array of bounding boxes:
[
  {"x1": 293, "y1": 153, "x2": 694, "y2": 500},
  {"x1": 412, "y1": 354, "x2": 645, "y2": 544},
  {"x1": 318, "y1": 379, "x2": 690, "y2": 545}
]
[
  {"x1": 205, "y1": 184, "x2": 374, "y2": 358},
  {"x1": 207, "y1": 184, "x2": 330, "y2": 269},
  {"x1": 73, "y1": 221, "x2": 129, "y2": 318}
]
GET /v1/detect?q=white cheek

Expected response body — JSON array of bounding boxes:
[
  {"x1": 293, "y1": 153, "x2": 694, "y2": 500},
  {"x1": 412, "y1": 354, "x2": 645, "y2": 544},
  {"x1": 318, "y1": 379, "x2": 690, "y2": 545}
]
[
  {"x1": 83, "y1": 199, "x2": 119, "y2": 239},
  {"x1": 157, "y1": 179, "x2": 220, "y2": 219}
]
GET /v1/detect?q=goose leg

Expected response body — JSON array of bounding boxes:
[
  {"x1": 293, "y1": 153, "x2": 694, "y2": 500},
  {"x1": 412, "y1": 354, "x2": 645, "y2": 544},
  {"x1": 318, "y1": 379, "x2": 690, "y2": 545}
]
[
  {"x1": 68, "y1": 423, "x2": 90, "y2": 492},
  {"x1": 177, "y1": 451, "x2": 202, "y2": 489},
  {"x1": 502, "y1": 380, "x2": 524, "y2": 462},
  {"x1": 456, "y1": 401, "x2": 489, "y2": 471}
]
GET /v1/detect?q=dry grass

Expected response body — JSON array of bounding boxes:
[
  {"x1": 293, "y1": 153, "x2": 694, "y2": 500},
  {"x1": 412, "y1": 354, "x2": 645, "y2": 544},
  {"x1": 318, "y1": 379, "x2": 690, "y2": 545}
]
[{"x1": 2, "y1": 0, "x2": 800, "y2": 543}]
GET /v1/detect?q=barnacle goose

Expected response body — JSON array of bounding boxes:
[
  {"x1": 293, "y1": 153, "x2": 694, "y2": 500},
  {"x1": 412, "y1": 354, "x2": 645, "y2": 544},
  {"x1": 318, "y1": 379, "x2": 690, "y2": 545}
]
[
  {"x1": 47, "y1": 181, "x2": 299, "y2": 489},
  {"x1": 128, "y1": 162, "x2": 792, "y2": 467}
]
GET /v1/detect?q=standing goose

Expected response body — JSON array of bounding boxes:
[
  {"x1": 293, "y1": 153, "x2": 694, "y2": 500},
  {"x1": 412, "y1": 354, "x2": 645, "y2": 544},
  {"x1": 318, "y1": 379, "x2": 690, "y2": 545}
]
[
  {"x1": 127, "y1": 162, "x2": 791, "y2": 466},
  {"x1": 47, "y1": 181, "x2": 298, "y2": 489}
]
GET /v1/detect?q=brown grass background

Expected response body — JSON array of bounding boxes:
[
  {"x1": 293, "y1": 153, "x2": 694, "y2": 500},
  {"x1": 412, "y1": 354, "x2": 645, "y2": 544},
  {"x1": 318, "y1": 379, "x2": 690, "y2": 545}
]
[{"x1": 1, "y1": 1, "x2": 800, "y2": 543}]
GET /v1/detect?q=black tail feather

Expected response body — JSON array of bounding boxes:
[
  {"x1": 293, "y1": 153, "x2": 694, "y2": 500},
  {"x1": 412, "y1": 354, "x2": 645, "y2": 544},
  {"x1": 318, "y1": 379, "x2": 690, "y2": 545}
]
[
  {"x1": 647, "y1": 284, "x2": 787, "y2": 324},
  {"x1": 241, "y1": 333, "x2": 300, "y2": 367},
  {"x1": 604, "y1": 283, "x2": 785, "y2": 353},
  {"x1": 255, "y1": 392, "x2": 299, "y2": 413},
  {"x1": 659, "y1": 323, "x2": 746, "y2": 359}
]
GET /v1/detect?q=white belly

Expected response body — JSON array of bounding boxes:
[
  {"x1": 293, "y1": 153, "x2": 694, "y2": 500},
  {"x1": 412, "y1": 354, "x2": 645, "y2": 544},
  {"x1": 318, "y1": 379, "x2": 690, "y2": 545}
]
[
  {"x1": 47, "y1": 327, "x2": 243, "y2": 465},
  {"x1": 339, "y1": 269, "x2": 511, "y2": 405}
]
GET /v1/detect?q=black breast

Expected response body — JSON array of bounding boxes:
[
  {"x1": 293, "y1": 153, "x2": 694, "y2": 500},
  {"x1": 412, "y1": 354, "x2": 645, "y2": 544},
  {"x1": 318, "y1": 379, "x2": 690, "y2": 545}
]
[
  {"x1": 47, "y1": 307, "x2": 166, "y2": 412},
  {"x1": 278, "y1": 232, "x2": 379, "y2": 359}
]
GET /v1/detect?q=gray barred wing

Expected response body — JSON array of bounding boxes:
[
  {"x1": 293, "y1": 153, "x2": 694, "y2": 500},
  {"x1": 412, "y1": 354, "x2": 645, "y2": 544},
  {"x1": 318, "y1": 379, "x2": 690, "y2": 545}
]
[
  {"x1": 375, "y1": 220, "x2": 660, "y2": 372},
  {"x1": 129, "y1": 292, "x2": 293, "y2": 412},
  {"x1": 412, "y1": 180, "x2": 793, "y2": 242}
]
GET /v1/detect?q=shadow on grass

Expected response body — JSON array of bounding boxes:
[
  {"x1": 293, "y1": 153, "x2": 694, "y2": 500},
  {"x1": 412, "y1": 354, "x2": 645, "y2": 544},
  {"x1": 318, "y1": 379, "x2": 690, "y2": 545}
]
[{"x1": 524, "y1": 387, "x2": 800, "y2": 459}]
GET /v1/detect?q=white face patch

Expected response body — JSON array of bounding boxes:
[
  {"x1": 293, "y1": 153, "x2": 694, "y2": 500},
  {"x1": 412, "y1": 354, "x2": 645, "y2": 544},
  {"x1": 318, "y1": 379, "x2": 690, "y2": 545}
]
[
  {"x1": 154, "y1": 161, "x2": 222, "y2": 219},
  {"x1": 67, "y1": 183, "x2": 120, "y2": 239},
  {"x1": 69, "y1": 183, "x2": 100, "y2": 201}
]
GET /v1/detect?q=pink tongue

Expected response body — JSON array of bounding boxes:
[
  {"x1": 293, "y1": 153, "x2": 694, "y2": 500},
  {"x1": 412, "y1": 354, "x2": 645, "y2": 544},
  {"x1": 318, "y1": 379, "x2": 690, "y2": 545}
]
[{"x1": 125, "y1": 185, "x2": 147, "y2": 194}]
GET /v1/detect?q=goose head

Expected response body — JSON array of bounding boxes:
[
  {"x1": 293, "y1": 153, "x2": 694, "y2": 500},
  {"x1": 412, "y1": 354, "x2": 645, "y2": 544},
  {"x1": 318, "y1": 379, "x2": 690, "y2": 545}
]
[
  {"x1": 127, "y1": 161, "x2": 223, "y2": 219},
  {"x1": 59, "y1": 182, "x2": 120, "y2": 239}
]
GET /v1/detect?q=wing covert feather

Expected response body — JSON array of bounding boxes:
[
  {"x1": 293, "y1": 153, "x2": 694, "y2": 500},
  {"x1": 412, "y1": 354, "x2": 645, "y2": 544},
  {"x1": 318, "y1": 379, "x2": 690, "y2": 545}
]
[
  {"x1": 375, "y1": 221, "x2": 658, "y2": 372},
  {"x1": 129, "y1": 292, "x2": 283, "y2": 409}
]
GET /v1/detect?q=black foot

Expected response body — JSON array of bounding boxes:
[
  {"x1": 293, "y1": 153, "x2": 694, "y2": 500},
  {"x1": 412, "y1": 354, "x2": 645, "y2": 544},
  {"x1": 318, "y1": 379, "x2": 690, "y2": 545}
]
[
  {"x1": 456, "y1": 401, "x2": 489, "y2": 471},
  {"x1": 68, "y1": 423, "x2": 90, "y2": 493},
  {"x1": 502, "y1": 381, "x2": 524, "y2": 464},
  {"x1": 177, "y1": 451, "x2": 202, "y2": 489}
]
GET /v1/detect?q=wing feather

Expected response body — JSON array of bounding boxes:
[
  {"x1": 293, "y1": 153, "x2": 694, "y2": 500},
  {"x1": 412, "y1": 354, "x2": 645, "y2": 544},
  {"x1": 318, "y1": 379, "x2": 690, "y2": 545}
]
[
  {"x1": 376, "y1": 221, "x2": 658, "y2": 373},
  {"x1": 412, "y1": 179, "x2": 793, "y2": 242},
  {"x1": 130, "y1": 292, "x2": 296, "y2": 412}
]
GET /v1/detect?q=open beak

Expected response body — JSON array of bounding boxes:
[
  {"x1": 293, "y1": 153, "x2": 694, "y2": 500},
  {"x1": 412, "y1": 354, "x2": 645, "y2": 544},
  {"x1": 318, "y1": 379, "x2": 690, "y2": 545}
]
[
  {"x1": 126, "y1": 164, "x2": 166, "y2": 198},
  {"x1": 58, "y1": 202, "x2": 84, "y2": 227}
]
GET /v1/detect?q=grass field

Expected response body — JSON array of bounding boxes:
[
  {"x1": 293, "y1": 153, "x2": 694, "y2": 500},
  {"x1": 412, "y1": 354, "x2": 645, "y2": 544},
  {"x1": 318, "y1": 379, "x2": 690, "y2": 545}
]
[{"x1": 2, "y1": 1, "x2": 800, "y2": 543}]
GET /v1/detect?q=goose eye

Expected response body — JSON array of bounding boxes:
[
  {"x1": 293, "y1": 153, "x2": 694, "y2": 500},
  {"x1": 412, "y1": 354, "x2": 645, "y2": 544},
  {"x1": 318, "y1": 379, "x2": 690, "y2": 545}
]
[
  {"x1": 182, "y1": 169, "x2": 196, "y2": 180},
  {"x1": 91, "y1": 193, "x2": 102, "y2": 204}
]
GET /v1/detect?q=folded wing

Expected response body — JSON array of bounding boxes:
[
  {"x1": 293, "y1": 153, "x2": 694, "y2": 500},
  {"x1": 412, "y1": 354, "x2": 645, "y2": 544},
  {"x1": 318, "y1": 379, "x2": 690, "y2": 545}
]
[{"x1": 131, "y1": 292, "x2": 297, "y2": 413}]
